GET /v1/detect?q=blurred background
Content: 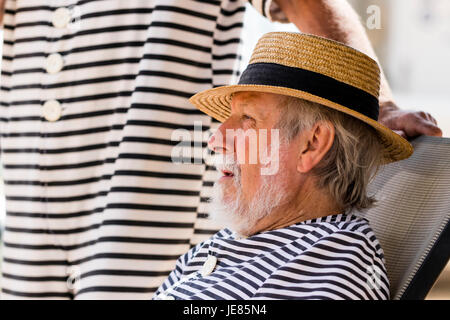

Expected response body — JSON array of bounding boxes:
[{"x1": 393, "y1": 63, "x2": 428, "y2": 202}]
[{"x1": 0, "y1": 0, "x2": 449, "y2": 299}]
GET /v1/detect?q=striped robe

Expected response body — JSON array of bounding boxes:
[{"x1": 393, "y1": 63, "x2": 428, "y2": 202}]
[
  {"x1": 0, "y1": 0, "x2": 283, "y2": 299},
  {"x1": 153, "y1": 212, "x2": 390, "y2": 300}
]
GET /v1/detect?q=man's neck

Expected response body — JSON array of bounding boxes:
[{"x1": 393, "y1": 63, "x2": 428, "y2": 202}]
[{"x1": 241, "y1": 186, "x2": 344, "y2": 237}]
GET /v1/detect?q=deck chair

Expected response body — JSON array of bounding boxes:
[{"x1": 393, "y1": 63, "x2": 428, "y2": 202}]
[{"x1": 362, "y1": 135, "x2": 450, "y2": 300}]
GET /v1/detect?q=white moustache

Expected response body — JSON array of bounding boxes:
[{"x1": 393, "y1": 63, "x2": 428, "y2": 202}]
[{"x1": 212, "y1": 154, "x2": 240, "y2": 177}]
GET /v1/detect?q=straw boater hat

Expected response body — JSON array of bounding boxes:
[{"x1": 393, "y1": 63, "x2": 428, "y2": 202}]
[{"x1": 190, "y1": 32, "x2": 413, "y2": 163}]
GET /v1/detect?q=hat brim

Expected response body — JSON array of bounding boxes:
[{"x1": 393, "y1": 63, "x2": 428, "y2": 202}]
[{"x1": 189, "y1": 84, "x2": 414, "y2": 164}]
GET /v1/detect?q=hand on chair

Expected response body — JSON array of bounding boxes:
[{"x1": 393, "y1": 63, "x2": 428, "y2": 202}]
[{"x1": 379, "y1": 101, "x2": 443, "y2": 139}]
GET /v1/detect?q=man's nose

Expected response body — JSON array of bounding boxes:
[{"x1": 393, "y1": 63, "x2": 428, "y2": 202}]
[{"x1": 208, "y1": 122, "x2": 235, "y2": 155}]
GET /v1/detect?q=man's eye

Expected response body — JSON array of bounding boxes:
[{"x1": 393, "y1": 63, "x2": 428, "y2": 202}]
[{"x1": 242, "y1": 114, "x2": 254, "y2": 121}]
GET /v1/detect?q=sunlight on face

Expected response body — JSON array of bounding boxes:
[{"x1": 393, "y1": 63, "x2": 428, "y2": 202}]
[
  {"x1": 208, "y1": 92, "x2": 282, "y2": 202},
  {"x1": 208, "y1": 92, "x2": 300, "y2": 235}
]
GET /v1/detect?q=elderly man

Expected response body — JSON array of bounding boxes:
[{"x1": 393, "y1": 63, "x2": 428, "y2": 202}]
[{"x1": 153, "y1": 32, "x2": 414, "y2": 300}]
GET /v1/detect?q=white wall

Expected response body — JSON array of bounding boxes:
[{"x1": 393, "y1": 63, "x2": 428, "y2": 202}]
[{"x1": 387, "y1": 0, "x2": 450, "y2": 94}]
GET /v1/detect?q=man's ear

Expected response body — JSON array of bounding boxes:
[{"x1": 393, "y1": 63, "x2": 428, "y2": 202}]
[{"x1": 297, "y1": 121, "x2": 335, "y2": 173}]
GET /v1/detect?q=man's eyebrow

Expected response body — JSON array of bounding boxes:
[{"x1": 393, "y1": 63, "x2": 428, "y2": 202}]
[
  {"x1": 233, "y1": 95, "x2": 268, "y2": 118},
  {"x1": 240, "y1": 103, "x2": 260, "y2": 115},
  {"x1": 242, "y1": 101, "x2": 270, "y2": 119},
  {"x1": 237, "y1": 99, "x2": 257, "y2": 111}
]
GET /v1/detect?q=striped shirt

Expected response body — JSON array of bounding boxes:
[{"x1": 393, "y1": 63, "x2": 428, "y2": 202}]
[
  {"x1": 153, "y1": 212, "x2": 390, "y2": 300},
  {"x1": 0, "y1": 0, "x2": 284, "y2": 299}
]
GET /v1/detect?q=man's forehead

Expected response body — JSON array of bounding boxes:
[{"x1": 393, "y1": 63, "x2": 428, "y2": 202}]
[
  {"x1": 231, "y1": 92, "x2": 281, "y2": 111},
  {"x1": 233, "y1": 91, "x2": 260, "y2": 101}
]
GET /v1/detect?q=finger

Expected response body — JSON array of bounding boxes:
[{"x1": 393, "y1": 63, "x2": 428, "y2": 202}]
[
  {"x1": 417, "y1": 111, "x2": 437, "y2": 125},
  {"x1": 417, "y1": 111, "x2": 439, "y2": 127},
  {"x1": 426, "y1": 113, "x2": 438, "y2": 126},
  {"x1": 405, "y1": 116, "x2": 443, "y2": 138},
  {"x1": 416, "y1": 118, "x2": 442, "y2": 137}
]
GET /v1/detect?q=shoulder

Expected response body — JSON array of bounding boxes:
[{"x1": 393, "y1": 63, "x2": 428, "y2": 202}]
[
  {"x1": 326, "y1": 215, "x2": 386, "y2": 263},
  {"x1": 305, "y1": 215, "x2": 388, "y2": 281},
  {"x1": 282, "y1": 214, "x2": 385, "y2": 261},
  {"x1": 253, "y1": 215, "x2": 390, "y2": 299}
]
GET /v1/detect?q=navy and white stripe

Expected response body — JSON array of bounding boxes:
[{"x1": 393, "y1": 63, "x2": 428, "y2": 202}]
[
  {"x1": 0, "y1": 0, "x2": 282, "y2": 299},
  {"x1": 153, "y1": 212, "x2": 390, "y2": 300}
]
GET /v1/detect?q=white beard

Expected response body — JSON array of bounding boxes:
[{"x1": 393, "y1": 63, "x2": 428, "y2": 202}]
[{"x1": 209, "y1": 158, "x2": 288, "y2": 236}]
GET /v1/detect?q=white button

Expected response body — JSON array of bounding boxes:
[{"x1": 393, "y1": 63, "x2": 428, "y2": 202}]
[
  {"x1": 201, "y1": 255, "x2": 217, "y2": 277},
  {"x1": 42, "y1": 100, "x2": 62, "y2": 122},
  {"x1": 46, "y1": 53, "x2": 64, "y2": 74},
  {"x1": 52, "y1": 7, "x2": 72, "y2": 29}
]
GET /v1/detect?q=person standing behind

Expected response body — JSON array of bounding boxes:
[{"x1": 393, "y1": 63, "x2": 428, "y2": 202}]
[{"x1": 0, "y1": 0, "x2": 442, "y2": 299}]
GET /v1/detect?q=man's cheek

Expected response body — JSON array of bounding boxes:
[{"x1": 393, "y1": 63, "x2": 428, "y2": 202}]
[
  {"x1": 234, "y1": 129, "x2": 258, "y2": 165},
  {"x1": 240, "y1": 166, "x2": 260, "y2": 202},
  {"x1": 222, "y1": 184, "x2": 237, "y2": 203},
  {"x1": 258, "y1": 129, "x2": 280, "y2": 176}
]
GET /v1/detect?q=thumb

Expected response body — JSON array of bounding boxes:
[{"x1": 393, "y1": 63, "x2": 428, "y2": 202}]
[{"x1": 392, "y1": 129, "x2": 407, "y2": 139}]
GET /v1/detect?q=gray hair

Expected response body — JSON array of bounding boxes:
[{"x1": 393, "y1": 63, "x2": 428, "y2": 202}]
[{"x1": 276, "y1": 96, "x2": 383, "y2": 211}]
